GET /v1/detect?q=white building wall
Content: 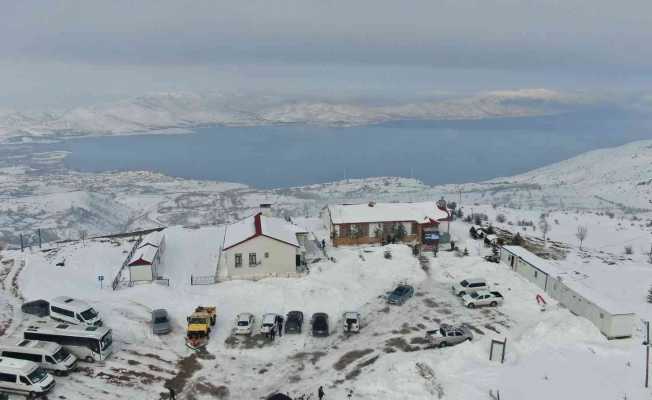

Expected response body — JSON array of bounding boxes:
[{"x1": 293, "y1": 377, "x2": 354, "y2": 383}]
[
  {"x1": 130, "y1": 265, "x2": 153, "y2": 281},
  {"x1": 222, "y1": 235, "x2": 298, "y2": 279}
]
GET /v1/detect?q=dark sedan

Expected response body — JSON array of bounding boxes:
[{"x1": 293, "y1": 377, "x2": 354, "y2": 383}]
[
  {"x1": 310, "y1": 313, "x2": 329, "y2": 337},
  {"x1": 285, "y1": 311, "x2": 304, "y2": 334}
]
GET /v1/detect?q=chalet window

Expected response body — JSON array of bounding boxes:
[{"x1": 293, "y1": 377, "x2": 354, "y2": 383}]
[
  {"x1": 411, "y1": 223, "x2": 417, "y2": 235},
  {"x1": 234, "y1": 253, "x2": 243, "y2": 268},
  {"x1": 265, "y1": 252, "x2": 269, "y2": 258},
  {"x1": 249, "y1": 253, "x2": 257, "y2": 267}
]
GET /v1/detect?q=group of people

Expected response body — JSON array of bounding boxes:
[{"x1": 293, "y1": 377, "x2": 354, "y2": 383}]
[{"x1": 266, "y1": 314, "x2": 285, "y2": 341}]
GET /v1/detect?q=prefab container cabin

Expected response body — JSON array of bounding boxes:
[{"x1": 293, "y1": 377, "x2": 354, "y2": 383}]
[
  {"x1": 500, "y1": 245, "x2": 635, "y2": 339},
  {"x1": 128, "y1": 230, "x2": 166, "y2": 282},
  {"x1": 322, "y1": 201, "x2": 451, "y2": 249}
]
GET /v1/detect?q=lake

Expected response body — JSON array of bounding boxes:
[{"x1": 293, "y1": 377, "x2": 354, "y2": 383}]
[{"x1": 38, "y1": 109, "x2": 652, "y2": 188}]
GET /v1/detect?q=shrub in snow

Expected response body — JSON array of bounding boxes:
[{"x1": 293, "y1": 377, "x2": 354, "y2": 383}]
[
  {"x1": 624, "y1": 245, "x2": 633, "y2": 255},
  {"x1": 511, "y1": 233, "x2": 524, "y2": 246},
  {"x1": 647, "y1": 286, "x2": 652, "y2": 303},
  {"x1": 496, "y1": 214, "x2": 506, "y2": 223}
]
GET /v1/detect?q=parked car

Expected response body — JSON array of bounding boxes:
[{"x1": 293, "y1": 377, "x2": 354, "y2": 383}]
[
  {"x1": 21, "y1": 300, "x2": 50, "y2": 318},
  {"x1": 260, "y1": 313, "x2": 279, "y2": 335},
  {"x1": 452, "y1": 278, "x2": 488, "y2": 296},
  {"x1": 387, "y1": 284, "x2": 415, "y2": 305},
  {"x1": 310, "y1": 313, "x2": 330, "y2": 337},
  {"x1": 484, "y1": 254, "x2": 500, "y2": 263},
  {"x1": 285, "y1": 311, "x2": 304, "y2": 334},
  {"x1": 152, "y1": 309, "x2": 171, "y2": 335},
  {"x1": 426, "y1": 324, "x2": 473, "y2": 348},
  {"x1": 462, "y1": 291, "x2": 504, "y2": 308},
  {"x1": 342, "y1": 312, "x2": 361, "y2": 333},
  {"x1": 0, "y1": 357, "x2": 56, "y2": 397},
  {"x1": 234, "y1": 313, "x2": 255, "y2": 335}
]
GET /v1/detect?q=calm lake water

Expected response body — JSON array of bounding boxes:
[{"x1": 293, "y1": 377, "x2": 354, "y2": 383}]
[{"x1": 39, "y1": 110, "x2": 652, "y2": 188}]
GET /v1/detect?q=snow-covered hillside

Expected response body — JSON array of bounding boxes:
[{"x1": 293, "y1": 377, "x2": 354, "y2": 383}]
[
  {"x1": 0, "y1": 89, "x2": 600, "y2": 143},
  {"x1": 0, "y1": 215, "x2": 648, "y2": 400}
]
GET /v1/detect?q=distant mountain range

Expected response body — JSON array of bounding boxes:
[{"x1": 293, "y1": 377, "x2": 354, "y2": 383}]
[{"x1": 0, "y1": 89, "x2": 612, "y2": 143}]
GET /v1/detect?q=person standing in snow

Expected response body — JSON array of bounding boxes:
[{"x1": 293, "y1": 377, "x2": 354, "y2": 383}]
[
  {"x1": 277, "y1": 316, "x2": 284, "y2": 337},
  {"x1": 318, "y1": 386, "x2": 325, "y2": 400},
  {"x1": 270, "y1": 326, "x2": 276, "y2": 341},
  {"x1": 321, "y1": 239, "x2": 326, "y2": 249}
]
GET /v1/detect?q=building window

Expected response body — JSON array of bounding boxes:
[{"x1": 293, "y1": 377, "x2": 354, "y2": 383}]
[
  {"x1": 249, "y1": 253, "x2": 257, "y2": 266},
  {"x1": 600, "y1": 313, "x2": 604, "y2": 319},
  {"x1": 265, "y1": 252, "x2": 269, "y2": 258},
  {"x1": 534, "y1": 271, "x2": 538, "y2": 278},
  {"x1": 234, "y1": 253, "x2": 242, "y2": 268}
]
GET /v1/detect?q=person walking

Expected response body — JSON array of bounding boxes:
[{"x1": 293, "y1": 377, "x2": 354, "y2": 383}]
[
  {"x1": 318, "y1": 386, "x2": 325, "y2": 400},
  {"x1": 277, "y1": 316, "x2": 284, "y2": 337},
  {"x1": 169, "y1": 388, "x2": 176, "y2": 400},
  {"x1": 321, "y1": 239, "x2": 326, "y2": 249},
  {"x1": 270, "y1": 326, "x2": 276, "y2": 341}
]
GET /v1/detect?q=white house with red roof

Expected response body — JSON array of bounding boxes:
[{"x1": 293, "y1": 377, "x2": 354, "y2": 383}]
[{"x1": 218, "y1": 212, "x2": 309, "y2": 280}]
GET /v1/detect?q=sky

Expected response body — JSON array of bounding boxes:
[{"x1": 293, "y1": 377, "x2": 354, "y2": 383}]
[{"x1": 1, "y1": 0, "x2": 651, "y2": 109}]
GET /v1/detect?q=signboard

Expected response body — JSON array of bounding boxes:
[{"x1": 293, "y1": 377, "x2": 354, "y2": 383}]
[
  {"x1": 425, "y1": 233, "x2": 440, "y2": 241},
  {"x1": 98, "y1": 275, "x2": 104, "y2": 289}
]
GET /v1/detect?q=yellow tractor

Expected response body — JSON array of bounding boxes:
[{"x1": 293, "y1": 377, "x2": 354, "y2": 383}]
[{"x1": 185, "y1": 306, "x2": 217, "y2": 350}]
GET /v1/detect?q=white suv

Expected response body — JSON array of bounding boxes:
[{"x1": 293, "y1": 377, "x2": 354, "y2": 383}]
[{"x1": 452, "y1": 278, "x2": 488, "y2": 296}]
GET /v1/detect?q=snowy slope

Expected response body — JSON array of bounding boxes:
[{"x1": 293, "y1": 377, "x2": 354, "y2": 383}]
[{"x1": 0, "y1": 89, "x2": 600, "y2": 143}]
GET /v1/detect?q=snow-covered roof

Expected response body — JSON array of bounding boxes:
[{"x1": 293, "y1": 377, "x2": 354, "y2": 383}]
[
  {"x1": 556, "y1": 275, "x2": 634, "y2": 316},
  {"x1": 129, "y1": 244, "x2": 159, "y2": 266},
  {"x1": 327, "y1": 201, "x2": 449, "y2": 225},
  {"x1": 138, "y1": 230, "x2": 164, "y2": 249},
  {"x1": 501, "y1": 245, "x2": 562, "y2": 276},
  {"x1": 502, "y1": 245, "x2": 634, "y2": 316},
  {"x1": 222, "y1": 213, "x2": 303, "y2": 250}
]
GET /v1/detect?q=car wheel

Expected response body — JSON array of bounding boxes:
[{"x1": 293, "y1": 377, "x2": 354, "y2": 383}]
[
  {"x1": 439, "y1": 342, "x2": 448, "y2": 348},
  {"x1": 85, "y1": 356, "x2": 94, "y2": 363},
  {"x1": 468, "y1": 303, "x2": 476, "y2": 309},
  {"x1": 459, "y1": 291, "x2": 466, "y2": 296},
  {"x1": 467, "y1": 338, "x2": 472, "y2": 342},
  {"x1": 490, "y1": 301, "x2": 497, "y2": 307}
]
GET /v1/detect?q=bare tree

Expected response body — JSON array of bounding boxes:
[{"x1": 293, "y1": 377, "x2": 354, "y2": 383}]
[
  {"x1": 575, "y1": 226, "x2": 588, "y2": 250},
  {"x1": 79, "y1": 230, "x2": 87, "y2": 247},
  {"x1": 539, "y1": 217, "x2": 550, "y2": 247}
]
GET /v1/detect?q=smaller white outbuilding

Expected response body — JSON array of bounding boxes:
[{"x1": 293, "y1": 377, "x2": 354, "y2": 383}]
[
  {"x1": 500, "y1": 245, "x2": 635, "y2": 339},
  {"x1": 128, "y1": 230, "x2": 166, "y2": 282}
]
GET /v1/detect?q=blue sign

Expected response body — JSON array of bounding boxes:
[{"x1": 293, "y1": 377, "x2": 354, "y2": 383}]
[{"x1": 98, "y1": 275, "x2": 104, "y2": 281}]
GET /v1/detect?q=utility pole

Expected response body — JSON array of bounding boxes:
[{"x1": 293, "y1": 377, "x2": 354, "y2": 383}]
[
  {"x1": 37, "y1": 229, "x2": 42, "y2": 249},
  {"x1": 20, "y1": 234, "x2": 24, "y2": 253},
  {"x1": 645, "y1": 320, "x2": 650, "y2": 388}
]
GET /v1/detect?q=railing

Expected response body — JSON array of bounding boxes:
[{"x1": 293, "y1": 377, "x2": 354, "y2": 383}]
[
  {"x1": 112, "y1": 237, "x2": 142, "y2": 290},
  {"x1": 190, "y1": 275, "x2": 218, "y2": 286},
  {"x1": 217, "y1": 271, "x2": 307, "y2": 282}
]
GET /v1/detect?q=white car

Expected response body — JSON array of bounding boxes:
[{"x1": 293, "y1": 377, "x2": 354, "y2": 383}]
[
  {"x1": 259, "y1": 313, "x2": 279, "y2": 335},
  {"x1": 462, "y1": 291, "x2": 504, "y2": 308},
  {"x1": 234, "y1": 313, "x2": 255, "y2": 335},
  {"x1": 342, "y1": 312, "x2": 361, "y2": 333},
  {"x1": 452, "y1": 278, "x2": 488, "y2": 296}
]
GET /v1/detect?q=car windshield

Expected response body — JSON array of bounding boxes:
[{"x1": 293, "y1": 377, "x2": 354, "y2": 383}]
[
  {"x1": 460, "y1": 280, "x2": 469, "y2": 287},
  {"x1": 81, "y1": 308, "x2": 98, "y2": 320},
  {"x1": 188, "y1": 317, "x2": 205, "y2": 324},
  {"x1": 27, "y1": 367, "x2": 49, "y2": 384},
  {"x1": 101, "y1": 331, "x2": 112, "y2": 351},
  {"x1": 345, "y1": 318, "x2": 357, "y2": 324},
  {"x1": 313, "y1": 318, "x2": 327, "y2": 330},
  {"x1": 394, "y1": 287, "x2": 406, "y2": 295},
  {"x1": 469, "y1": 292, "x2": 479, "y2": 298},
  {"x1": 237, "y1": 320, "x2": 250, "y2": 326},
  {"x1": 154, "y1": 316, "x2": 168, "y2": 324},
  {"x1": 52, "y1": 347, "x2": 71, "y2": 362}
]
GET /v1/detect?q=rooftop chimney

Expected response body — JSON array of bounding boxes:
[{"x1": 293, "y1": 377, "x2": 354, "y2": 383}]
[{"x1": 259, "y1": 203, "x2": 273, "y2": 217}]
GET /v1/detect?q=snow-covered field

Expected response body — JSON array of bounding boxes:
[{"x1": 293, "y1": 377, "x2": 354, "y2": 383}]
[{"x1": 0, "y1": 214, "x2": 649, "y2": 399}]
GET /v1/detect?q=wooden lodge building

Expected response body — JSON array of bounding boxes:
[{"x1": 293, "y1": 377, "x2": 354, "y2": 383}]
[{"x1": 322, "y1": 201, "x2": 451, "y2": 249}]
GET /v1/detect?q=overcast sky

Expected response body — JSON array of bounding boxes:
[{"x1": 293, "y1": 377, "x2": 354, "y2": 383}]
[{"x1": 1, "y1": 0, "x2": 651, "y2": 109}]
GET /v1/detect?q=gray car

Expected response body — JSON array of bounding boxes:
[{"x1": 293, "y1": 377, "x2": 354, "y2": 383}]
[
  {"x1": 426, "y1": 324, "x2": 473, "y2": 348},
  {"x1": 152, "y1": 309, "x2": 171, "y2": 335}
]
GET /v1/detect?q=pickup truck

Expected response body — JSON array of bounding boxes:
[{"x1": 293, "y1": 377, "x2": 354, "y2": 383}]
[{"x1": 461, "y1": 290, "x2": 504, "y2": 308}]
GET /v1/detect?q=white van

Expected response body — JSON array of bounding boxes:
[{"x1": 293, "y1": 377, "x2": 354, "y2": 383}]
[
  {"x1": 0, "y1": 357, "x2": 55, "y2": 397},
  {"x1": 0, "y1": 340, "x2": 77, "y2": 375},
  {"x1": 49, "y1": 297, "x2": 103, "y2": 327}
]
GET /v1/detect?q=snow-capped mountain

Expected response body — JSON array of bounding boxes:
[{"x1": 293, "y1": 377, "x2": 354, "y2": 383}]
[{"x1": 0, "y1": 89, "x2": 604, "y2": 143}]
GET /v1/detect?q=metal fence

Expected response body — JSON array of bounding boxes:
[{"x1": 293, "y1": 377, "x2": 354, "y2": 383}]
[
  {"x1": 190, "y1": 275, "x2": 218, "y2": 285},
  {"x1": 112, "y1": 237, "x2": 142, "y2": 290}
]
